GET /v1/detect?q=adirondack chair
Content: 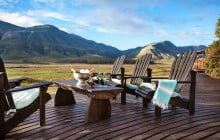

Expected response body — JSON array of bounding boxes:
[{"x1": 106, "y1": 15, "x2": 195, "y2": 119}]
[
  {"x1": 110, "y1": 55, "x2": 126, "y2": 79},
  {"x1": 135, "y1": 51, "x2": 197, "y2": 116},
  {"x1": 0, "y1": 57, "x2": 51, "y2": 139},
  {"x1": 93, "y1": 55, "x2": 125, "y2": 82},
  {"x1": 113, "y1": 54, "x2": 152, "y2": 104}
]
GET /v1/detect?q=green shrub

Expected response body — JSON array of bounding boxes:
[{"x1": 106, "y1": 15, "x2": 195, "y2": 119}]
[{"x1": 205, "y1": 19, "x2": 220, "y2": 79}]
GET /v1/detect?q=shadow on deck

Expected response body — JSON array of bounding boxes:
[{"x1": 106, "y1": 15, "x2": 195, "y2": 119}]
[{"x1": 6, "y1": 74, "x2": 220, "y2": 140}]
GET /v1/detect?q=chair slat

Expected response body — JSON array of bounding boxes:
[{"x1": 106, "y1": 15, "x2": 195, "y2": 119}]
[
  {"x1": 180, "y1": 51, "x2": 197, "y2": 81},
  {"x1": 168, "y1": 57, "x2": 177, "y2": 79},
  {"x1": 136, "y1": 54, "x2": 151, "y2": 84},
  {"x1": 131, "y1": 54, "x2": 152, "y2": 85},
  {"x1": 111, "y1": 57, "x2": 120, "y2": 74},
  {"x1": 177, "y1": 51, "x2": 193, "y2": 81},
  {"x1": 175, "y1": 51, "x2": 192, "y2": 80},
  {"x1": 111, "y1": 55, "x2": 125, "y2": 74},
  {"x1": 170, "y1": 54, "x2": 181, "y2": 79}
]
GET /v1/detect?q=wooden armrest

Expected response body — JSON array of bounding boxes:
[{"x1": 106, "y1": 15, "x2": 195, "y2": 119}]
[
  {"x1": 110, "y1": 73, "x2": 132, "y2": 76},
  {"x1": 177, "y1": 81, "x2": 194, "y2": 84},
  {"x1": 122, "y1": 75, "x2": 142, "y2": 79},
  {"x1": 152, "y1": 76, "x2": 169, "y2": 79},
  {"x1": 141, "y1": 76, "x2": 168, "y2": 80},
  {"x1": 152, "y1": 80, "x2": 193, "y2": 85},
  {"x1": 8, "y1": 78, "x2": 27, "y2": 83},
  {"x1": 9, "y1": 78, "x2": 27, "y2": 88},
  {"x1": 1, "y1": 82, "x2": 52, "y2": 94}
]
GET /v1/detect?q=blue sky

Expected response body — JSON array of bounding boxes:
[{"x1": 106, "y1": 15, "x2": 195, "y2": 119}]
[{"x1": 0, "y1": 0, "x2": 219, "y2": 50}]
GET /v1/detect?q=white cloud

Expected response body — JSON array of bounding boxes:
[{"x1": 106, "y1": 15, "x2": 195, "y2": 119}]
[
  {"x1": 71, "y1": 7, "x2": 149, "y2": 34},
  {"x1": 27, "y1": 10, "x2": 71, "y2": 22},
  {"x1": 0, "y1": 10, "x2": 41, "y2": 27},
  {"x1": 0, "y1": 0, "x2": 18, "y2": 5},
  {"x1": 73, "y1": 0, "x2": 163, "y2": 9},
  {"x1": 26, "y1": 0, "x2": 155, "y2": 35},
  {"x1": 174, "y1": 27, "x2": 212, "y2": 38},
  {"x1": 33, "y1": 0, "x2": 55, "y2": 3}
]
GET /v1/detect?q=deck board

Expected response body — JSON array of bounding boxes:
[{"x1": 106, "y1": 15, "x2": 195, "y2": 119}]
[{"x1": 6, "y1": 73, "x2": 220, "y2": 140}]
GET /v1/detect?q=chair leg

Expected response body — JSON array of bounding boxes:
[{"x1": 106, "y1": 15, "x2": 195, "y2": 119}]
[
  {"x1": 155, "y1": 106, "x2": 161, "y2": 116},
  {"x1": 39, "y1": 90, "x2": 46, "y2": 126},
  {"x1": 121, "y1": 90, "x2": 126, "y2": 105},
  {"x1": 0, "y1": 134, "x2": 5, "y2": 140},
  {"x1": 143, "y1": 98, "x2": 150, "y2": 108},
  {"x1": 171, "y1": 105, "x2": 176, "y2": 110},
  {"x1": 189, "y1": 103, "x2": 195, "y2": 115},
  {"x1": 40, "y1": 96, "x2": 45, "y2": 126},
  {"x1": 189, "y1": 108, "x2": 195, "y2": 115}
]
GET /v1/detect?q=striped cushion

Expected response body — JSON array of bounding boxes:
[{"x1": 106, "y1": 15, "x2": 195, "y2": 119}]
[{"x1": 139, "y1": 83, "x2": 181, "y2": 98}]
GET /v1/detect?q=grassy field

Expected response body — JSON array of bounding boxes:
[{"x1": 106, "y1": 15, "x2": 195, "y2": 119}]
[{"x1": 5, "y1": 60, "x2": 172, "y2": 93}]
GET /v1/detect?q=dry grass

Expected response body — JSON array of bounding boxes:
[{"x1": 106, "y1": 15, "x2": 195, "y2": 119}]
[{"x1": 6, "y1": 60, "x2": 172, "y2": 93}]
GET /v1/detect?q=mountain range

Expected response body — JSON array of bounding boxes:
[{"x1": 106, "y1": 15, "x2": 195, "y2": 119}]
[{"x1": 0, "y1": 20, "x2": 206, "y2": 63}]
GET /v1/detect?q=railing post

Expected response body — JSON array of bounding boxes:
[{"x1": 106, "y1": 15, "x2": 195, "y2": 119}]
[{"x1": 189, "y1": 70, "x2": 196, "y2": 115}]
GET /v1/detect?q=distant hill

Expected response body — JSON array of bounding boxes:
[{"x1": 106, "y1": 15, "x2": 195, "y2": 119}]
[
  {"x1": 124, "y1": 41, "x2": 207, "y2": 59},
  {"x1": 0, "y1": 20, "x2": 206, "y2": 63},
  {"x1": 0, "y1": 20, "x2": 122, "y2": 62},
  {"x1": 0, "y1": 20, "x2": 24, "y2": 38}
]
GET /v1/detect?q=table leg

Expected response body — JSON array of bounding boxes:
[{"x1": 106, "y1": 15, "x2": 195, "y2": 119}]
[
  {"x1": 54, "y1": 88, "x2": 76, "y2": 106},
  {"x1": 85, "y1": 98, "x2": 111, "y2": 123}
]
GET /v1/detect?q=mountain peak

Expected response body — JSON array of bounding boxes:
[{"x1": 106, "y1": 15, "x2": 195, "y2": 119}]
[
  {"x1": 26, "y1": 24, "x2": 58, "y2": 31},
  {"x1": 133, "y1": 40, "x2": 206, "y2": 59},
  {"x1": 155, "y1": 40, "x2": 174, "y2": 46}
]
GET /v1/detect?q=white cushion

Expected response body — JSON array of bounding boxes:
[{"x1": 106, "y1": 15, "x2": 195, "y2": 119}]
[
  {"x1": 92, "y1": 76, "x2": 98, "y2": 81},
  {"x1": 111, "y1": 79, "x2": 139, "y2": 90},
  {"x1": 141, "y1": 82, "x2": 156, "y2": 90},
  {"x1": 12, "y1": 87, "x2": 40, "y2": 109},
  {"x1": 111, "y1": 78, "x2": 121, "y2": 84},
  {"x1": 126, "y1": 83, "x2": 138, "y2": 90},
  {"x1": 103, "y1": 78, "x2": 121, "y2": 85}
]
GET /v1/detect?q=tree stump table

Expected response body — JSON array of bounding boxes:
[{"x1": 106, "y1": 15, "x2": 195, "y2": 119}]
[{"x1": 52, "y1": 80, "x2": 123, "y2": 123}]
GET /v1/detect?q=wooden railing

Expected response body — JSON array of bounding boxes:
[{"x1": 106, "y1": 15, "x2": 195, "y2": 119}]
[{"x1": 193, "y1": 50, "x2": 206, "y2": 73}]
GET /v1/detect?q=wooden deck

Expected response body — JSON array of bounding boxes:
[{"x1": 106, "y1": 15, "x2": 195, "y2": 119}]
[{"x1": 6, "y1": 74, "x2": 220, "y2": 140}]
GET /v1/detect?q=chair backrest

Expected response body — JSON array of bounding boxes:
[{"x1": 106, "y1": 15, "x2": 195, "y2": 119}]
[
  {"x1": 0, "y1": 57, "x2": 15, "y2": 110},
  {"x1": 111, "y1": 55, "x2": 126, "y2": 74},
  {"x1": 169, "y1": 51, "x2": 197, "y2": 92},
  {"x1": 130, "y1": 54, "x2": 152, "y2": 86}
]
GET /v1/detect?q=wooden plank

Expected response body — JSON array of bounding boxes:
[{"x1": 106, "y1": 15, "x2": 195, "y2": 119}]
[
  {"x1": 5, "y1": 73, "x2": 220, "y2": 140},
  {"x1": 114, "y1": 109, "x2": 220, "y2": 140},
  {"x1": 203, "y1": 132, "x2": 220, "y2": 140},
  {"x1": 21, "y1": 96, "x2": 147, "y2": 139}
]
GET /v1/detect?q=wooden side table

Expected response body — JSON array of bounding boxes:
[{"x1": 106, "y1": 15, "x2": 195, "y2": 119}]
[{"x1": 52, "y1": 80, "x2": 123, "y2": 122}]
